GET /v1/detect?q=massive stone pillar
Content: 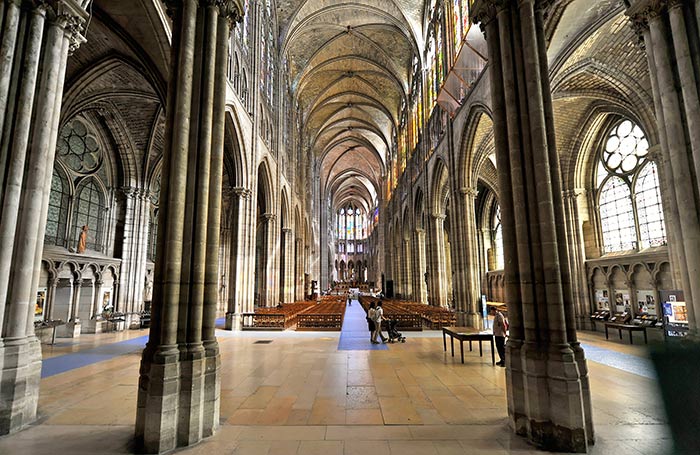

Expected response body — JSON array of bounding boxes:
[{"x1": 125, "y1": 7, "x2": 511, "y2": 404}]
[
  {"x1": 0, "y1": 0, "x2": 88, "y2": 435},
  {"x1": 135, "y1": 1, "x2": 241, "y2": 452},
  {"x1": 472, "y1": 0, "x2": 593, "y2": 451},
  {"x1": 626, "y1": 0, "x2": 700, "y2": 337}
]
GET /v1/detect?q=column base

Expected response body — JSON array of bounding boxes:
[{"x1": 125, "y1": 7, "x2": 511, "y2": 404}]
[
  {"x1": 225, "y1": 312, "x2": 241, "y2": 331},
  {"x1": 516, "y1": 342, "x2": 590, "y2": 453},
  {"x1": 202, "y1": 341, "x2": 221, "y2": 438},
  {"x1": 0, "y1": 336, "x2": 42, "y2": 436},
  {"x1": 135, "y1": 346, "x2": 181, "y2": 454}
]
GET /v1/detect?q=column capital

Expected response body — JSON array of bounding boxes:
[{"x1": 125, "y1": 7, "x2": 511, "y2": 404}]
[
  {"x1": 646, "y1": 144, "x2": 663, "y2": 163},
  {"x1": 232, "y1": 186, "x2": 252, "y2": 200},
  {"x1": 562, "y1": 188, "x2": 586, "y2": 200},
  {"x1": 460, "y1": 187, "x2": 478, "y2": 199},
  {"x1": 42, "y1": 0, "x2": 91, "y2": 54},
  {"x1": 470, "y1": 0, "x2": 508, "y2": 27},
  {"x1": 282, "y1": 227, "x2": 292, "y2": 234},
  {"x1": 262, "y1": 213, "x2": 276, "y2": 222},
  {"x1": 73, "y1": 278, "x2": 83, "y2": 287},
  {"x1": 215, "y1": 0, "x2": 245, "y2": 27},
  {"x1": 415, "y1": 228, "x2": 425, "y2": 235},
  {"x1": 431, "y1": 213, "x2": 447, "y2": 221}
]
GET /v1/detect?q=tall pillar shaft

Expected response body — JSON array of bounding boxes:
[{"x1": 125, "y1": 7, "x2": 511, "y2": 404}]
[
  {"x1": 472, "y1": 0, "x2": 592, "y2": 451},
  {"x1": 0, "y1": 0, "x2": 88, "y2": 436},
  {"x1": 428, "y1": 214, "x2": 448, "y2": 307},
  {"x1": 413, "y1": 229, "x2": 428, "y2": 304},
  {"x1": 135, "y1": 1, "x2": 241, "y2": 452},
  {"x1": 627, "y1": 0, "x2": 700, "y2": 336}
]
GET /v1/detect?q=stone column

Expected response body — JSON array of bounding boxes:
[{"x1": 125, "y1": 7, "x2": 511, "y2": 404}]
[
  {"x1": 46, "y1": 277, "x2": 58, "y2": 321},
  {"x1": 472, "y1": 0, "x2": 593, "y2": 451},
  {"x1": 225, "y1": 187, "x2": 251, "y2": 329},
  {"x1": 562, "y1": 189, "x2": 592, "y2": 328},
  {"x1": 70, "y1": 278, "x2": 82, "y2": 321},
  {"x1": 282, "y1": 227, "x2": 294, "y2": 301},
  {"x1": 117, "y1": 187, "x2": 151, "y2": 326},
  {"x1": 455, "y1": 187, "x2": 482, "y2": 327},
  {"x1": 626, "y1": 0, "x2": 700, "y2": 336},
  {"x1": 91, "y1": 279, "x2": 103, "y2": 318},
  {"x1": 295, "y1": 237, "x2": 304, "y2": 300},
  {"x1": 413, "y1": 228, "x2": 428, "y2": 304},
  {"x1": 0, "y1": 0, "x2": 88, "y2": 436},
  {"x1": 428, "y1": 214, "x2": 448, "y2": 307},
  {"x1": 259, "y1": 213, "x2": 276, "y2": 307},
  {"x1": 402, "y1": 238, "x2": 412, "y2": 299},
  {"x1": 135, "y1": 1, "x2": 242, "y2": 453}
]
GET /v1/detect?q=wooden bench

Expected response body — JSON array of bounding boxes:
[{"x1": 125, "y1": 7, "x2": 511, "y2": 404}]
[
  {"x1": 442, "y1": 326, "x2": 495, "y2": 365},
  {"x1": 604, "y1": 323, "x2": 648, "y2": 344}
]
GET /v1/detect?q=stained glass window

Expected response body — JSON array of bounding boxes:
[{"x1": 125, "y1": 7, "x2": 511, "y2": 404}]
[
  {"x1": 57, "y1": 118, "x2": 102, "y2": 174},
  {"x1": 493, "y1": 204, "x2": 504, "y2": 270},
  {"x1": 635, "y1": 162, "x2": 666, "y2": 248},
  {"x1": 73, "y1": 179, "x2": 105, "y2": 252},
  {"x1": 45, "y1": 169, "x2": 69, "y2": 246},
  {"x1": 597, "y1": 119, "x2": 665, "y2": 253},
  {"x1": 47, "y1": 116, "x2": 109, "y2": 252}
]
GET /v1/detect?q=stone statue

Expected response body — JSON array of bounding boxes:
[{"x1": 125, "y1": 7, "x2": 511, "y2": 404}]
[{"x1": 77, "y1": 225, "x2": 88, "y2": 253}]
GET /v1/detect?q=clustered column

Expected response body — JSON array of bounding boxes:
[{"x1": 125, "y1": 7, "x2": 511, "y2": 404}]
[
  {"x1": 428, "y1": 213, "x2": 448, "y2": 307},
  {"x1": 626, "y1": 0, "x2": 700, "y2": 337},
  {"x1": 412, "y1": 228, "x2": 428, "y2": 304},
  {"x1": 0, "y1": 0, "x2": 89, "y2": 436},
  {"x1": 472, "y1": 0, "x2": 593, "y2": 451},
  {"x1": 134, "y1": 1, "x2": 242, "y2": 453},
  {"x1": 453, "y1": 187, "x2": 482, "y2": 327}
]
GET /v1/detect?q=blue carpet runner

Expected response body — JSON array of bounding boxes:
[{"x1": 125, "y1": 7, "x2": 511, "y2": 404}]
[
  {"x1": 41, "y1": 335, "x2": 148, "y2": 378},
  {"x1": 338, "y1": 300, "x2": 388, "y2": 351}
]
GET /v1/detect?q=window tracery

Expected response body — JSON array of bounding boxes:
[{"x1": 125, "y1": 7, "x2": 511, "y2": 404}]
[
  {"x1": 596, "y1": 119, "x2": 666, "y2": 253},
  {"x1": 46, "y1": 116, "x2": 110, "y2": 252}
]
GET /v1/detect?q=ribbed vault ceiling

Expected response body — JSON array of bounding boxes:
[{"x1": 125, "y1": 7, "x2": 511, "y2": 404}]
[{"x1": 280, "y1": 0, "x2": 428, "y2": 210}]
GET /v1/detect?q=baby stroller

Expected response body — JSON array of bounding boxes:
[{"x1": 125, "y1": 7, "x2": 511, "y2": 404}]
[{"x1": 387, "y1": 320, "x2": 406, "y2": 343}]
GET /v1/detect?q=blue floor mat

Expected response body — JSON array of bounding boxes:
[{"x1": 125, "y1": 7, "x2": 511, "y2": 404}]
[
  {"x1": 41, "y1": 335, "x2": 148, "y2": 378},
  {"x1": 338, "y1": 301, "x2": 388, "y2": 351},
  {"x1": 581, "y1": 342, "x2": 656, "y2": 379}
]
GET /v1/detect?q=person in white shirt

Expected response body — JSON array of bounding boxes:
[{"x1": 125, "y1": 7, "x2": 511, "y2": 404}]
[
  {"x1": 491, "y1": 306, "x2": 508, "y2": 367},
  {"x1": 373, "y1": 301, "x2": 388, "y2": 343},
  {"x1": 367, "y1": 302, "x2": 377, "y2": 343}
]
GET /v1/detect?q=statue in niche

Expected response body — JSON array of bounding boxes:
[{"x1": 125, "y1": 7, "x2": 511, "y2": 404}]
[{"x1": 77, "y1": 225, "x2": 88, "y2": 253}]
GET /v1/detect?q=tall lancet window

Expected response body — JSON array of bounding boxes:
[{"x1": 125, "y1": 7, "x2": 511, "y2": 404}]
[{"x1": 596, "y1": 119, "x2": 666, "y2": 253}]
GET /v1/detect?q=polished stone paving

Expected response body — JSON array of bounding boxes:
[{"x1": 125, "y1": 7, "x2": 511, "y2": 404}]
[{"x1": 0, "y1": 324, "x2": 673, "y2": 454}]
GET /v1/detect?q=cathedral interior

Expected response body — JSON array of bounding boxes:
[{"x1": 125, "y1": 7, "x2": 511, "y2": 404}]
[{"x1": 1, "y1": 0, "x2": 699, "y2": 453}]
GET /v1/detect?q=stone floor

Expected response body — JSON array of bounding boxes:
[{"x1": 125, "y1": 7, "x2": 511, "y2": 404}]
[{"x1": 0, "y1": 317, "x2": 673, "y2": 454}]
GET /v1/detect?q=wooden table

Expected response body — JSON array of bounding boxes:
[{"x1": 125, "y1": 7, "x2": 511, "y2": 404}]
[
  {"x1": 442, "y1": 326, "x2": 495, "y2": 365},
  {"x1": 604, "y1": 323, "x2": 648, "y2": 344}
]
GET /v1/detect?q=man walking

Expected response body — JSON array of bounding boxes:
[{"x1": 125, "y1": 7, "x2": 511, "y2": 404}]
[
  {"x1": 374, "y1": 300, "x2": 388, "y2": 343},
  {"x1": 491, "y1": 306, "x2": 508, "y2": 367}
]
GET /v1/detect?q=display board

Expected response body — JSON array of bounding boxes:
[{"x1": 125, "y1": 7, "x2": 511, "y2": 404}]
[
  {"x1": 595, "y1": 289, "x2": 610, "y2": 310},
  {"x1": 635, "y1": 290, "x2": 657, "y2": 316},
  {"x1": 659, "y1": 290, "x2": 688, "y2": 338},
  {"x1": 614, "y1": 290, "x2": 631, "y2": 313}
]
